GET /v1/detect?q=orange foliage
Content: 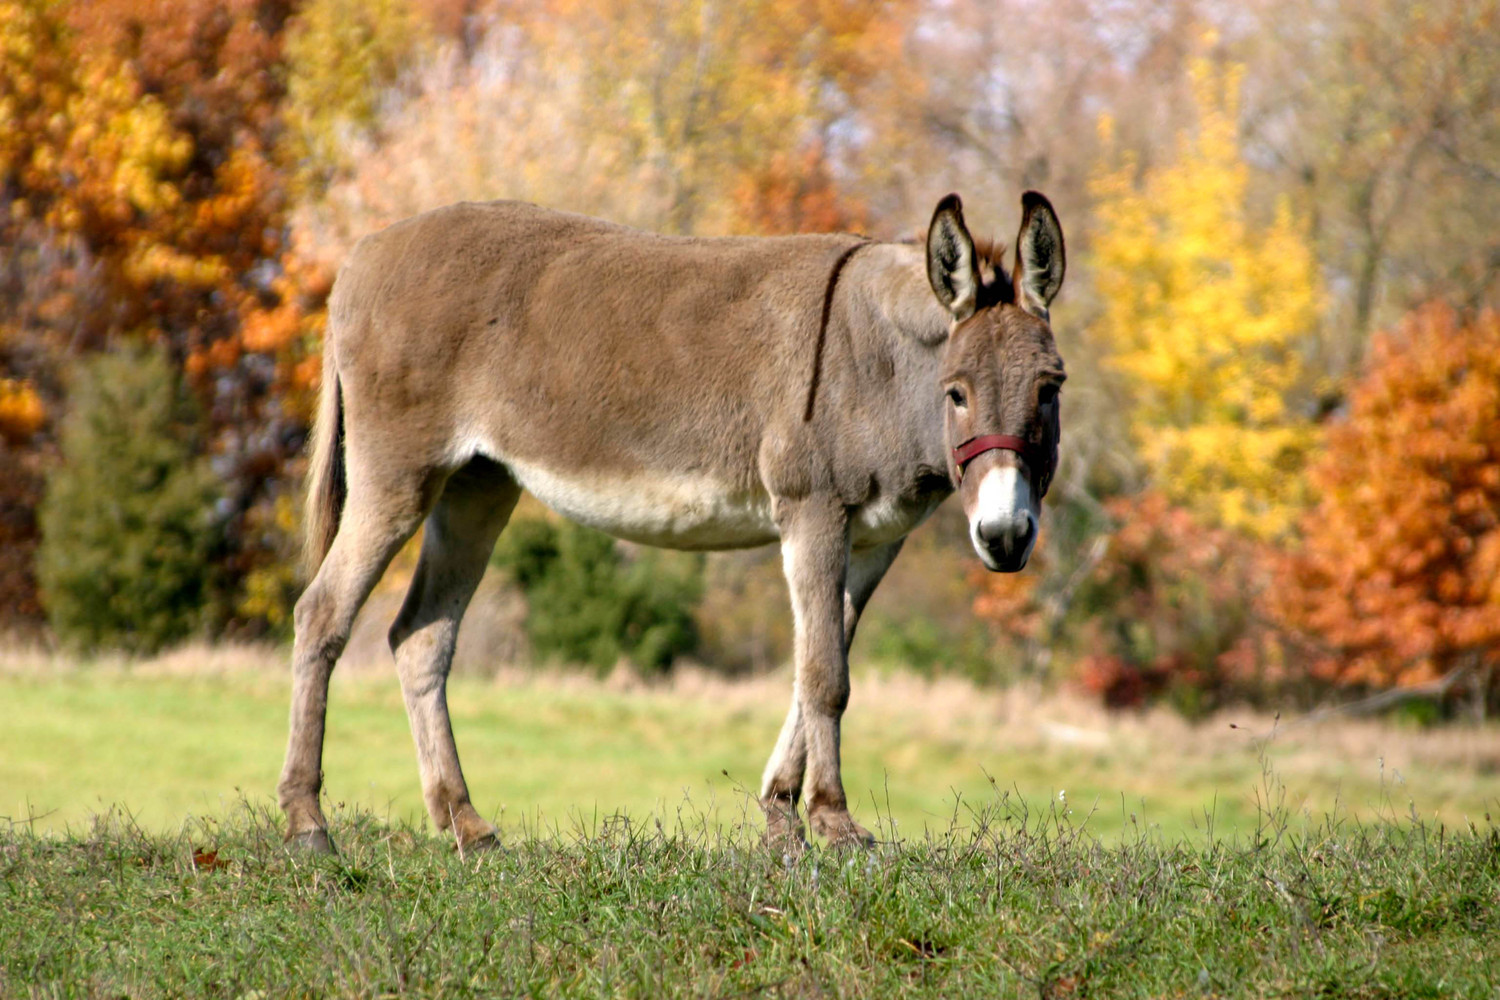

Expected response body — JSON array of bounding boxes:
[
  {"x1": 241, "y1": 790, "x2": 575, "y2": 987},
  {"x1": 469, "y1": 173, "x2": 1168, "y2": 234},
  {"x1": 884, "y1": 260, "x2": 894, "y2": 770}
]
[
  {"x1": 731, "y1": 145, "x2": 867, "y2": 236},
  {"x1": 1270, "y1": 304, "x2": 1500, "y2": 691},
  {"x1": 0, "y1": 380, "x2": 45, "y2": 444},
  {"x1": 59, "y1": 0, "x2": 325, "y2": 380},
  {"x1": 0, "y1": 0, "x2": 329, "y2": 630},
  {"x1": 3, "y1": 0, "x2": 327, "y2": 375}
]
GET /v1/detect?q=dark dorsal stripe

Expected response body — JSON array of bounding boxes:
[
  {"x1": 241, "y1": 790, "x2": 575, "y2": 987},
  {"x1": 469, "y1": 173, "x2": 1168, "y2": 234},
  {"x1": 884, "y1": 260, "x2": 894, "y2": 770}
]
[{"x1": 802, "y1": 238, "x2": 872, "y2": 423}]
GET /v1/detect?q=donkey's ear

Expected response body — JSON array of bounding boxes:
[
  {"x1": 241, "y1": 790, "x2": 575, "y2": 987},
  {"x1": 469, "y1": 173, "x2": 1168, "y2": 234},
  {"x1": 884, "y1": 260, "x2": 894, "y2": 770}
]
[
  {"x1": 926, "y1": 193, "x2": 979, "y2": 321},
  {"x1": 1012, "y1": 191, "x2": 1065, "y2": 319}
]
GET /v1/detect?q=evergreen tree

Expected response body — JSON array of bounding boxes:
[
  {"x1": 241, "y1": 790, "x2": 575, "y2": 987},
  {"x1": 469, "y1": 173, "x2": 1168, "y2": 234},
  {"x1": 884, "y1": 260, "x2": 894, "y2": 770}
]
[{"x1": 38, "y1": 348, "x2": 221, "y2": 653}]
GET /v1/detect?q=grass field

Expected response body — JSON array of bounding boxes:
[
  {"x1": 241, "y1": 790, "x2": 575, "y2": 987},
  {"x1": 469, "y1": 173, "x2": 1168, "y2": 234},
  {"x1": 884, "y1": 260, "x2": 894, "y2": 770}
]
[
  {"x1": 4, "y1": 647, "x2": 1500, "y2": 997},
  {"x1": 2, "y1": 645, "x2": 1498, "y2": 842},
  {"x1": 4, "y1": 794, "x2": 1498, "y2": 997}
]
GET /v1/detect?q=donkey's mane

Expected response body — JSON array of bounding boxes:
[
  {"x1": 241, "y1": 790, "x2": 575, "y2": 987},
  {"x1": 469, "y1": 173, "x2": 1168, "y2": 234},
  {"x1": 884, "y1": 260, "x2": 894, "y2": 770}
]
[
  {"x1": 970, "y1": 237, "x2": 1016, "y2": 306},
  {"x1": 971, "y1": 238, "x2": 1007, "y2": 270},
  {"x1": 901, "y1": 234, "x2": 1015, "y2": 306}
]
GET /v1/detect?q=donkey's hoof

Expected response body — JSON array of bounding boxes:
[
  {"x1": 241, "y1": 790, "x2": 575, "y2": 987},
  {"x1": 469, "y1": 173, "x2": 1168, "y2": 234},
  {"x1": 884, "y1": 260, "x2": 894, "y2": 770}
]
[
  {"x1": 760, "y1": 798, "x2": 809, "y2": 856},
  {"x1": 458, "y1": 832, "x2": 502, "y2": 856},
  {"x1": 811, "y1": 812, "x2": 875, "y2": 850},
  {"x1": 761, "y1": 825, "x2": 810, "y2": 858},
  {"x1": 827, "y1": 827, "x2": 876, "y2": 851},
  {"x1": 286, "y1": 828, "x2": 337, "y2": 855}
]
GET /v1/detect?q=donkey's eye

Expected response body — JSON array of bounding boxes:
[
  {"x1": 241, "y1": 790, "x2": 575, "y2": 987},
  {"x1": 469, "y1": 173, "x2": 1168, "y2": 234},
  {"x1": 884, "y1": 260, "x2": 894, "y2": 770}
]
[
  {"x1": 946, "y1": 387, "x2": 967, "y2": 408},
  {"x1": 1038, "y1": 383, "x2": 1060, "y2": 406}
]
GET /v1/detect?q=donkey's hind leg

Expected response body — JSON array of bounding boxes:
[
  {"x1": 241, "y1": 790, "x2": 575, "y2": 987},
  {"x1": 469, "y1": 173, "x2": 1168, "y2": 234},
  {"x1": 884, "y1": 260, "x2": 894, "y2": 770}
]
[
  {"x1": 279, "y1": 466, "x2": 440, "y2": 851},
  {"x1": 388, "y1": 458, "x2": 520, "y2": 852}
]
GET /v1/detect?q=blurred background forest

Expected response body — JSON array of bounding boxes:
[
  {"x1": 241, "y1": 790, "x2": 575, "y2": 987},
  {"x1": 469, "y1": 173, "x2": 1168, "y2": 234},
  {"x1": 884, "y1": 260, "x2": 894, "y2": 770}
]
[{"x1": 2, "y1": 0, "x2": 1498, "y2": 717}]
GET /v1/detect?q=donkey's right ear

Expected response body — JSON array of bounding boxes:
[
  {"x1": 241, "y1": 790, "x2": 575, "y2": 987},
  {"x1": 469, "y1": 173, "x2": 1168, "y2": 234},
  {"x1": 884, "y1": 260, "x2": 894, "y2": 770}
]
[{"x1": 926, "y1": 193, "x2": 979, "y2": 322}]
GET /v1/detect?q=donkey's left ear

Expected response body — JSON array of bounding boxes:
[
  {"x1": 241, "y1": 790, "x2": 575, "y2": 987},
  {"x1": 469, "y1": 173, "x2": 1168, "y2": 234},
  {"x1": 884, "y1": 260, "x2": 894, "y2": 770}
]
[{"x1": 1012, "y1": 191, "x2": 1065, "y2": 319}]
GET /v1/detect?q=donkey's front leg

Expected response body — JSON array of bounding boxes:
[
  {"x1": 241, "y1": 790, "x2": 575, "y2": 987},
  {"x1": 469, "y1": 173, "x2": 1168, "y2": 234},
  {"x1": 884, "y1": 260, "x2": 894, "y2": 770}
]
[
  {"x1": 765, "y1": 497, "x2": 872, "y2": 848},
  {"x1": 760, "y1": 539, "x2": 904, "y2": 848}
]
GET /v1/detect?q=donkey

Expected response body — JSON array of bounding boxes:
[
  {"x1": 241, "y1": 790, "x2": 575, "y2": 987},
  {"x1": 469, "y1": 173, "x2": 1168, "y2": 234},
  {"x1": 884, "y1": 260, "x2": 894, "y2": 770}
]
[{"x1": 278, "y1": 191, "x2": 1066, "y2": 852}]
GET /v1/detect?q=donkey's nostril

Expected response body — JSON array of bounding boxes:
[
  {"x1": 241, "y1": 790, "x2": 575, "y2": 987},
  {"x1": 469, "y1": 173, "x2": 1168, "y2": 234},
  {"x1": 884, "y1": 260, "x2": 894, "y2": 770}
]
[
  {"x1": 977, "y1": 517, "x2": 1012, "y2": 548},
  {"x1": 1013, "y1": 515, "x2": 1036, "y2": 554},
  {"x1": 977, "y1": 513, "x2": 1034, "y2": 554}
]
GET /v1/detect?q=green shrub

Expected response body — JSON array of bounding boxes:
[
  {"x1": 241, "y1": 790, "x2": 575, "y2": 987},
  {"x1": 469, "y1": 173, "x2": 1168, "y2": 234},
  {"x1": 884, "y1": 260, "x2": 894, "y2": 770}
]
[
  {"x1": 862, "y1": 614, "x2": 999, "y2": 684},
  {"x1": 38, "y1": 348, "x2": 222, "y2": 653},
  {"x1": 491, "y1": 516, "x2": 703, "y2": 673}
]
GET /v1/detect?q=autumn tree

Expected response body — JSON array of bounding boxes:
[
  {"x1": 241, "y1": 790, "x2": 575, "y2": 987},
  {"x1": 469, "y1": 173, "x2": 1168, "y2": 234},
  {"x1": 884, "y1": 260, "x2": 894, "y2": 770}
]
[
  {"x1": 282, "y1": 0, "x2": 434, "y2": 194},
  {"x1": 298, "y1": 0, "x2": 908, "y2": 258},
  {"x1": 1243, "y1": 0, "x2": 1500, "y2": 352},
  {"x1": 1, "y1": 0, "x2": 194, "y2": 625},
  {"x1": 1088, "y1": 55, "x2": 1323, "y2": 539},
  {"x1": 542, "y1": 0, "x2": 906, "y2": 235},
  {"x1": 0, "y1": 0, "x2": 330, "y2": 633},
  {"x1": 1270, "y1": 305, "x2": 1500, "y2": 705}
]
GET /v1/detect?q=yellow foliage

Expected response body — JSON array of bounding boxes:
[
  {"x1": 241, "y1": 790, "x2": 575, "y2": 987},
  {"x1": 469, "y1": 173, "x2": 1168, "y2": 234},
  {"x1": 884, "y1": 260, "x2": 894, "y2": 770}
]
[
  {"x1": 61, "y1": 60, "x2": 191, "y2": 218},
  {"x1": 1089, "y1": 58, "x2": 1323, "y2": 538},
  {"x1": 122, "y1": 244, "x2": 229, "y2": 289},
  {"x1": 282, "y1": 0, "x2": 433, "y2": 192}
]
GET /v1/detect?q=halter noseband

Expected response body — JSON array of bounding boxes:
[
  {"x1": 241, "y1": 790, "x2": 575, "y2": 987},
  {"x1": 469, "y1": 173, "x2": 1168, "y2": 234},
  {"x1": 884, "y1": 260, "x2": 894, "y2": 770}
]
[{"x1": 952, "y1": 432, "x2": 1058, "y2": 496}]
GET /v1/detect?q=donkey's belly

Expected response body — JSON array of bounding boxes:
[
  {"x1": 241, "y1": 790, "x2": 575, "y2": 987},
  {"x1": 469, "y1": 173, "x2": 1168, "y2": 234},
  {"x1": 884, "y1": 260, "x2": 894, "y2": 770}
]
[{"x1": 504, "y1": 458, "x2": 778, "y2": 550}]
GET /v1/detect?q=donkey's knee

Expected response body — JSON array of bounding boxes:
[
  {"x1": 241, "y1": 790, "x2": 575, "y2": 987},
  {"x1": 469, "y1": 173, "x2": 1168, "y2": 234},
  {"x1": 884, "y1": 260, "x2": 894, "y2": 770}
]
[{"x1": 800, "y1": 667, "x2": 850, "y2": 718}]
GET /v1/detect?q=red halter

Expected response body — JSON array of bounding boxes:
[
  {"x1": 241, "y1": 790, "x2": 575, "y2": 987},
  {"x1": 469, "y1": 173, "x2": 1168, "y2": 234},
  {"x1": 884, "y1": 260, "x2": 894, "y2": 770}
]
[{"x1": 952, "y1": 431, "x2": 1059, "y2": 496}]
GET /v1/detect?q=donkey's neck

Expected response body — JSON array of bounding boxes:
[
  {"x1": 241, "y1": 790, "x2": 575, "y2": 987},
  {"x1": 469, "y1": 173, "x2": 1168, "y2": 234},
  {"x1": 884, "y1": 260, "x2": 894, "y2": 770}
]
[
  {"x1": 858, "y1": 243, "x2": 953, "y2": 347},
  {"x1": 835, "y1": 243, "x2": 953, "y2": 477}
]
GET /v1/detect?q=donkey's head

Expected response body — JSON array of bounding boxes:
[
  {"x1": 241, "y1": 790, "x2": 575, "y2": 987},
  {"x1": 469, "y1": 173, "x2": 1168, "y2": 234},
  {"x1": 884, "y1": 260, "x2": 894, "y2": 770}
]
[{"x1": 926, "y1": 191, "x2": 1066, "y2": 572}]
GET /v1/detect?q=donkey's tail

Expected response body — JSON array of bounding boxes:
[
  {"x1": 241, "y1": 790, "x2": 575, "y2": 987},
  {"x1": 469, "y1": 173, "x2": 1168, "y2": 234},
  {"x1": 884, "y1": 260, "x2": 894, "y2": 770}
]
[{"x1": 302, "y1": 344, "x2": 346, "y2": 580}]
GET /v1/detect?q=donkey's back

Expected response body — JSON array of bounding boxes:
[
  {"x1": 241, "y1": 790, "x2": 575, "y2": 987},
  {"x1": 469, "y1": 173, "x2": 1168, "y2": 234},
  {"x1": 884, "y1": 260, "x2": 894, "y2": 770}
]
[{"x1": 331, "y1": 198, "x2": 857, "y2": 404}]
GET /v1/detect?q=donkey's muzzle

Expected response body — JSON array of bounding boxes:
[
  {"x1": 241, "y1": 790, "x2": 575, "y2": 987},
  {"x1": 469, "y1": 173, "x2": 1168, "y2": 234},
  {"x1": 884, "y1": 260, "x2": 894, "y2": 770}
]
[
  {"x1": 975, "y1": 510, "x2": 1036, "y2": 572},
  {"x1": 967, "y1": 463, "x2": 1038, "y2": 572}
]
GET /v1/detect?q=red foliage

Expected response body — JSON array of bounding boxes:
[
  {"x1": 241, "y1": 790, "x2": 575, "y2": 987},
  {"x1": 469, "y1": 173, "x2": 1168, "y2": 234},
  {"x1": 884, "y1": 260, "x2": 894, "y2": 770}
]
[
  {"x1": 1077, "y1": 493, "x2": 1276, "y2": 709},
  {"x1": 1269, "y1": 304, "x2": 1500, "y2": 694},
  {"x1": 972, "y1": 491, "x2": 1280, "y2": 711}
]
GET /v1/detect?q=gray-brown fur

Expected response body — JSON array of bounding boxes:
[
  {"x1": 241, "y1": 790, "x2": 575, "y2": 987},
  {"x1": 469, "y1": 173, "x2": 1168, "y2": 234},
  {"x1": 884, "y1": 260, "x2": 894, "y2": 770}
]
[{"x1": 279, "y1": 193, "x2": 1066, "y2": 853}]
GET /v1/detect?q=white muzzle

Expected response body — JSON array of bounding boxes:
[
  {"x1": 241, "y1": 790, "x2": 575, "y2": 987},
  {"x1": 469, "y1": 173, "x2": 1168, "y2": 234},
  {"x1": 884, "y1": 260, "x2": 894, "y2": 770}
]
[{"x1": 969, "y1": 465, "x2": 1038, "y2": 571}]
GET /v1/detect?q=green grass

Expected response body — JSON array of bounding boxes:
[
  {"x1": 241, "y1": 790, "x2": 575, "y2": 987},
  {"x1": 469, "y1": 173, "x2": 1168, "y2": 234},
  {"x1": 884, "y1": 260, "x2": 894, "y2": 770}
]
[
  {"x1": 4, "y1": 793, "x2": 1498, "y2": 997},
  {"x1": 5, "y1": 662, "x2": 1500, "y2": 996},
  {"x1": 2, "y1": 666, "x2": 1498, "y2": 842}
]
